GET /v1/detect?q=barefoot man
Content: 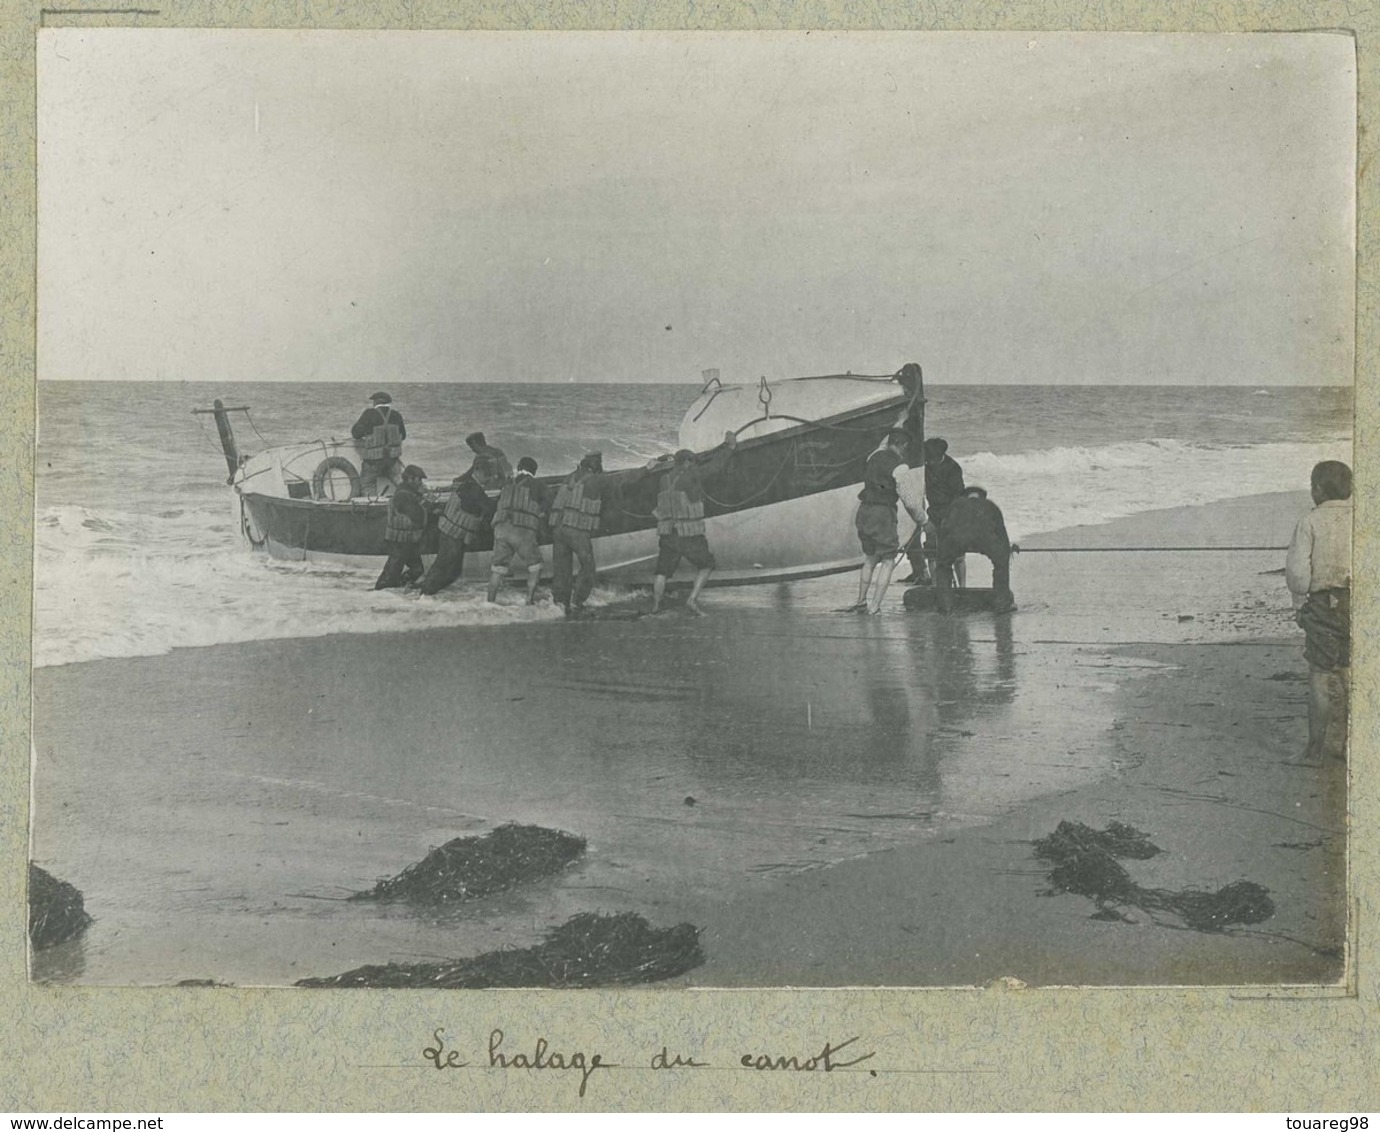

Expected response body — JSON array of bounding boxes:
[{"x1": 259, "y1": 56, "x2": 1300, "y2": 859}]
[
  {"x1": 1285, "y1": 459, "x2": 1352, "y2": 765},
  {"x1": 487, "y1": 456, "x2": 548, "y2": 606},
  {"x1": 650, "y1": 432, "x2": 737, "y2": 615},
  {"x1": 851, "y1": 429, "x2": 926, "y2": 614}
]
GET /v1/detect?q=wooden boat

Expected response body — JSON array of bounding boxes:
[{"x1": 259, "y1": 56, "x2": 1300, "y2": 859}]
[{"x1": 200, "y1": 364, "x2": 927, "y2": 586}]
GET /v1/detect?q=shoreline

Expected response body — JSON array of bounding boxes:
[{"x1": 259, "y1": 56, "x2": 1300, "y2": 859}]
[
  {"x1": 29, "y1": 488, "x2": 1343, "y2": 987},
  {"x1": 32, "y1": 488, "x2": 1314, "y2": 673}
]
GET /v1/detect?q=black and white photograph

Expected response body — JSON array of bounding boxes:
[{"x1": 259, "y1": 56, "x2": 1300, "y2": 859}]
[{"x1": 30, "y1": 29, "x2": 1355, "y2": 991}]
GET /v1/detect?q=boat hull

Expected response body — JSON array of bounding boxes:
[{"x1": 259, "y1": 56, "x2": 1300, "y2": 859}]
[
  {"x1": 244, "y1": 476, "x2": 924, "y2": 586},
  {"x1": 233, "y1": 375, "x2": 925, "y2": 586}
]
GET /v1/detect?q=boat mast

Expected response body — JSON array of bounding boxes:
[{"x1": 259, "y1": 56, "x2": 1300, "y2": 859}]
[
  {"x1": 898, "y1": 361, "x2": 926, "y2": 458},
  {"x1": 192, "y1": 399, "x2": 249, "y2": 483}
]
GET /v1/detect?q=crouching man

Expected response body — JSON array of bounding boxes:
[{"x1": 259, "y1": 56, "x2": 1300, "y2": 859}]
[
  {"x1": 419, "y1": 459, "x2": 497, "y2": 596},
  {"x1": 934, "y1": 487, "x2": 1016, "y2": 614},
  {"x1": 374, "y1": 464, "x2": 428, "y2": 590}
]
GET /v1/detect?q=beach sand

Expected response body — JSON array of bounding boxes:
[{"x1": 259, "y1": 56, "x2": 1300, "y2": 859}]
[{"x1": 28, "y1": 490, "x2": 1346, "y2": 987}]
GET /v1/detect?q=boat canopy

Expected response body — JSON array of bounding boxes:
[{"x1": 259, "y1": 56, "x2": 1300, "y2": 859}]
[{"x1": 679, "y1": 372, "x2": 907, "y2": 452}]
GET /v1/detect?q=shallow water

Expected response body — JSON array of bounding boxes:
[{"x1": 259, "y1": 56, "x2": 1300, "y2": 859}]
[
  {"x1": 34, "y1": 380, "x2": 1351, "y2": 667},
  {"x1": 33, "y1": 591, "x2": 1138, "y2": 986},
  {"x1": 30, "y1": 480, "x2": 1320, "y2": 986}
]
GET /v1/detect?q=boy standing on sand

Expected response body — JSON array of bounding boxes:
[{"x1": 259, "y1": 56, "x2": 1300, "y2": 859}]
[{"x1": 1285, "y1": 460, "x2": 1352, "y2": 765}]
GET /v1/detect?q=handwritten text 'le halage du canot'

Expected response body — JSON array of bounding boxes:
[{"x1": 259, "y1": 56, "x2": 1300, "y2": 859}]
[{"x1": 423, "y1": 1028, "x2": 877, "y2": 1097}]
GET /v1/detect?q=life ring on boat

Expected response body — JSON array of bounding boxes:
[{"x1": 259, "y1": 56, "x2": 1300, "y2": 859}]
[{"x1": 311, "y1": 456, "x2": 362, "y2": 501}]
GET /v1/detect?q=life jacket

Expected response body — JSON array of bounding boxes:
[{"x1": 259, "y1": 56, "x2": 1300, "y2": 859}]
[
  {"x1": 495, "y1": 477, "x2": 543, "y2": 531},
  {"x1": 556, "y1": 475, "x2": 602, "y2": 533},
  {"x1": 363, "y1": 407, "x2": 404, "y2": 462},
  {"x1": 655, "y1": 469, "x2": 705, "y2": 537},
  {"x1": 384, "y1": 492, "x2": 424, "y2": 545},
  {"x1": 437, "y1": 488, "x2": 489, "y2": 542},
  {"x1": 858, "y1": 448, "x2": 903, "y2": 507},
  {"x1": 549, "y1": 482, "x2": 569, "y2": 530}
]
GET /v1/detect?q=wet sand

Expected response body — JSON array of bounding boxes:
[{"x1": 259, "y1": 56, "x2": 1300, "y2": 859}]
[{"x1": 29, "y1": 490, "x2": 1345, "y2": 986}]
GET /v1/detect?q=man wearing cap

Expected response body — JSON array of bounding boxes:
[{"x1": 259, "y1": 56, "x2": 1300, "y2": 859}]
[
  {"x1": 419, "y1": 459, "x2": 498, "y2": 596},
  {"x1": 487, "y1": 456, "x2": 548, "y2": 605},
  {"x1": 649, "y1": 431, "x2": 737, "y2": 616},
  {"x1": 466, "y1": 431, "x2": 513, "y2": 483},
  {"x1": 374, "y1": 464, "x2": 429, "y2": 590},
  {"x1": 550, "y1": 451, "x2": 617, "y2": 617},
  {"x1": 912, "y1": 436, "x2": 967, "y2": 587},
  {"x1": 352, "y1": 392, "x2": 407, "y2": 497},
  {"x1": 850, "y1": 429, "x2": 926, "y2": 614}
]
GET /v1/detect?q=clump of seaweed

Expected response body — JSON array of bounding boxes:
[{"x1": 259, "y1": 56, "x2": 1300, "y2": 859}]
[
  {"x1": 1034, "y1": 820, "x2": 1273, "y2": 933},
  {"x1": 351, "y1": 823, "x2": 587, "y2": 904},
  {"x1": 296, "y1": 911, "x2": 704, "y2": 989},
  {"x1": 29, "y1": 863, "x2": 93, "y2": 950},
  {"x1": 1034, "y1": 819, "x2": 1162, "y2": 863}
]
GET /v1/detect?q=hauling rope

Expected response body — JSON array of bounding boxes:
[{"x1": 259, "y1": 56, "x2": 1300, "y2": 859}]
[
  {"x1": 1033, "y1": 820, "x2": 1275, "y2": 932},
  {"x1": 296, "y1": 911, "x2": 704, "y2": 988},
  {"x1": 1017, "y1": 546, "x2": 1288, "y2": 553}
]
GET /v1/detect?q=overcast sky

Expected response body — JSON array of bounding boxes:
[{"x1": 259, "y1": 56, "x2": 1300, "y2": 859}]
[{"x1": 37, "y1": 30, "x2": 1355, "y2": 385}]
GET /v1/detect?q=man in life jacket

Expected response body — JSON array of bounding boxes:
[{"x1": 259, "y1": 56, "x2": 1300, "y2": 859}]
[
  {"x1": 419, "y1": 458, "x2": 498, "y2": 596},
  {"x1": 487, "y1": 456, "x2": 548, "y2": 605},
  {"x1": 374, "y1": 464, "x2": 429, "y2": 590},
  {"x1": 466, "y1": 431, "x2": 513, "y2": 483},
  {"x1": 550, "y1": 451, "x2": 614, "y2": 617},
  {"x1": 905, "y1": 436, "x2": 967, "y2": 586},
  {"x1": 351, "y1": 392, "x2": 407, "y2": 497},
  {"x1": 649, "y1": 431, "x2": 737, "y2": 616},
  {"x1": 850, "y1": 428, "x2": 926, "y2": 614},
  {"x1": 934, "y1": 487, "x2": 1016, "y2": 614}
]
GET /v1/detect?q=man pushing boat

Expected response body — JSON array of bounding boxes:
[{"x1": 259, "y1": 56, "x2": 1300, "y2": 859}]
[
  {"x1": 374, "y1": 464, "x2": 429, "y2": 590},
  {"x1": 487, "y1": 457, "x2": 550, "y2": 606},
  {"x1": 849, "y1": 429, "x2": 927, "y2": 614},
  {"x1": 419, "y1": 459, "x2": 498, "y2": 596},
  {"x1": 549, "y1": 451, "x2": 616, "y2": 618},
  {"x1": 649, "y1": 432, "x2": 738, "y2": 616}
]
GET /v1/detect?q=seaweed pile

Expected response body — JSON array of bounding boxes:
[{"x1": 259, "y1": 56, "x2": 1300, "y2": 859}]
[
  {"x1": 351, "y1": 823, "x2": 586, "y2": 904},
  {"x1": 28, "y1": 863, "x2": 93, "y2": 950},
  {"x1": 1034, "y1": 820, "x2": 1274, "y2": 932},
  {"x1": 297, "y1": 911, "x2": 704, "y2": 988}
]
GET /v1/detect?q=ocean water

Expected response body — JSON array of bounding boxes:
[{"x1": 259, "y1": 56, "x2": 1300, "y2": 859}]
[{"x1": 34, "y1": 380, "x2": 1352, "y2": 668}]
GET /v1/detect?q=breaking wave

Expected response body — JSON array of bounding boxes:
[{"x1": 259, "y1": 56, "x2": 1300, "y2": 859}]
[{"x1": 958, "y1": 437, "x2": 1351, "y2": 541}]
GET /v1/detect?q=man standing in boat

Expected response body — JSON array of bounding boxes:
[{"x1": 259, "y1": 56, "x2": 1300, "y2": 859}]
[
  {"x1": 550, "y1": 451, "x2": 614, "y2": 618},
  {"x1": 649, "y1": 431, "x2": 737, "y2": 616},
  {"x1": 352, "y1": 392, "x2": 406, "y2": 497},
  {"x1": 851, "y1": 429, "x2": 926, "y2": 614},
  {"x1": 374, "y1": 464, "x2": 429, "y2": 590},
  {"x1": 487, "y1": 457, "x2": 548, "y2": 606},
  {"x1": 419, "y1": 458, "x2": 498, "y2": 596}
]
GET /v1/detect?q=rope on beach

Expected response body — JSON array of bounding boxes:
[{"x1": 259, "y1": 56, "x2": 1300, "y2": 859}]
[
  {"x1": 1018, "y1": 546, "x2": 1288, "y2": 553},
  {"x1": 1033, "y1": 820, "x2": 1275, "y2": 933},
  {"x1": 295, "y1": 911, "x2": 704, "y2": 989}
]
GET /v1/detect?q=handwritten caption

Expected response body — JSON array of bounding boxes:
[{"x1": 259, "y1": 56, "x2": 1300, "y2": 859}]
[{"x1": 423, "y1": 1027, "x2": 876, "y2": 1098}]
